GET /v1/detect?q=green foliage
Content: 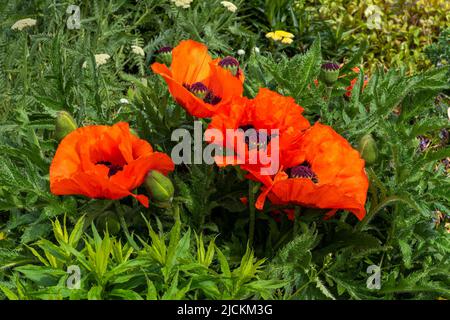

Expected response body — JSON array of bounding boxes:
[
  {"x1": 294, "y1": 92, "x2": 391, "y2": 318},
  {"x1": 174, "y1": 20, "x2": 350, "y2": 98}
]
[
  {"x1": 244, "y1": 40, "x2": 450, "y2": 299},
  {"x1": 242, "y1": 0, "x2": 450, "y2": 73},
  {"x1": 0, "y1": 215, "x2": 283, "y2": 300},
  {"x1": 1, "y1": 0, "x2": 449, "y2": 301},
  {"x1": 426, "y1": 28, "x2": 450, "y2": 81}
]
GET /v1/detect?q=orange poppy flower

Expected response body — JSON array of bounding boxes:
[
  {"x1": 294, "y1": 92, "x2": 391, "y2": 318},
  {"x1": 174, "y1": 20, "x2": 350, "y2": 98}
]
[
  {"x1": 206, "y1": 88, "x2": 310, "y2": 173},
  {"x1": 50, "y1": 122, "x2": 174, "y2": 207},
  {"x1": 151, "y1": 40, "x2": 244, "y2": 118},
  {"x1": 253, "y1": 122, "x2": 368, "y2": 220}
]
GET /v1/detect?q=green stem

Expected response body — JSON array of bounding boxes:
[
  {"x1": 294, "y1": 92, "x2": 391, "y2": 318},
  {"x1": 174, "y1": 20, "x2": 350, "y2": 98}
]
[
  {"x1": 325, "y1": 86, "x2": 333, "y2": 111},
  {"x1": 115, "y1": 203, "x2": 140, "y2": 251},
  {"x1": 355, "y1": 195, "x2": 413, "y2": 232},
  {"x1": 248, "y1": 180, "x2": 256, "y2": 247},
  {"x1": 293, "y1": 206, "x2": 301, "y2": 236},
  {"x1": 289, "y1": 264, "x2": 327, "y2": 299}
]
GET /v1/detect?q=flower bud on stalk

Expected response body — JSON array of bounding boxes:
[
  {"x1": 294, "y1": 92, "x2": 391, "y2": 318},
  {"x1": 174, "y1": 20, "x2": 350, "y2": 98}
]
[
  {"x1": 155, "y1": 46, "x2": 172, "y2": 66},
  {"x1": 218, "y1": 56, "x2": 240, "y2": 77},
  {"x1": 55, "y1": 111, "x2": 77, "y2": 141},
  {"x1": 358, "y1": 134, "x2": 378, "y2": 165},
  {"x1": 144, "y1": 170, "x2": 174, "y2": 204},
  {"x1": 320, "y1": 62, "x2": 340, "y2": 86}
]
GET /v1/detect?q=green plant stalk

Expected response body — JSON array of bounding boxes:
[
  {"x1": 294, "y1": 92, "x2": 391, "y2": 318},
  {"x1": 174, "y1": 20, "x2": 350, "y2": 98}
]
[
  {"x1": 293, "y1": 206, "x2": 301, "y2": 236},
  {"x1": 248, "y1": 180, "x2": 256, "y2": 247},
  {"x1": 355, "y1": 195, "x2": 415, "y2": 232},
  {"x1": 115, "y1": 203, "x2": 140, "y2": 251},
  {"x1": 325, "y1": 86, "x2": 333, "y2": 111}
]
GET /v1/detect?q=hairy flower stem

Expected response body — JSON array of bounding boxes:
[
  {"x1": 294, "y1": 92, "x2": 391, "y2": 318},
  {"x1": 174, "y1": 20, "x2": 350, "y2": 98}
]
[
  {"x1": 248, "y1": 180, "x2": 256, "y2": 246},
  {"x1": 115, "y1": 203, "x2": 140, "y2": 251},
  {"x1": 325, "y1": 86, "x2": 333, "y2": 110},
  {"x1": 355, "y1": 195, "x2": 413, "y2": 232},
  {"x1": 293, "y1": 206, "x2": 301, "y2": 236}
]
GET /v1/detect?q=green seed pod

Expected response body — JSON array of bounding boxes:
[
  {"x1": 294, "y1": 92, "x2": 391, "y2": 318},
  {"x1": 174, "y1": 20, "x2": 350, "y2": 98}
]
[
  {"x1": 55, "y1": 111, "x2": 77, "y2": 141},
  {"x1": 320, "y1": 62, "x2": 340, "y2": 86},
  {"x1": 97, "y1": 212, "x2": 121, "y2": 235},
  {"x1": 144, "y1": 170, "x2": 174, "y2": 203},
  {"x1": 358, "y1": 134, "x2": 378, "y2": 165},
  {"x1": 155, "y1": 46, "x2": 172, "y2": 66},
  {"x1": 218, "y1": 56, "x2": 240, "y2": 77}
]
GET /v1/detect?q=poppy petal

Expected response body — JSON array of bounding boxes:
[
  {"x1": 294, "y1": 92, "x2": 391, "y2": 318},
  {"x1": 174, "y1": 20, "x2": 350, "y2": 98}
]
[
  {"x1": 171, "y1": 39, "x2": 212, "y2": 84},
  {"x1": 50, "y1": 122, "x2": 174, "y2": 207}
]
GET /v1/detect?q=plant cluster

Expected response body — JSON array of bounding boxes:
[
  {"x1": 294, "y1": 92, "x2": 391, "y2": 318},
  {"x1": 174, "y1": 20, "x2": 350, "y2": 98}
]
[
  {"x1": 0, "y1": 0, "x2": 449, "y2": 300},
  {"x1": 242, "y1": 0, "x2": 450, "y2": 73}
]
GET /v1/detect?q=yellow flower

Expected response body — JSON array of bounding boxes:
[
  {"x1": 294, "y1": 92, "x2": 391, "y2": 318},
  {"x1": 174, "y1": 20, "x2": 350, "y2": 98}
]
[
  {"x1": 274, "y1": 30, "x2": 294, "y2": 39},
  {"x1": 266, "y1": 30, "x2": 294, "y2": 44},
  {"x1": 281, "y1": 37, "x2": 294, "y2": 44}
]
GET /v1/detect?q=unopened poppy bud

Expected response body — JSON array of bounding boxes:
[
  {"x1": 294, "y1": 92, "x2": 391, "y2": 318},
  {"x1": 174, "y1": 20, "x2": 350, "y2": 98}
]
[
  {"x1": 55, "y1": 111, "x2": 77, "y2": 141},
  {"x1": 218, "y1": 56, "x2": 240, "y2": 77},
  {"x1": 155, "y1": 46, "x2": 172, "y2": 65},
  {"x1": 144, "y1": 170, "x2": 174, "y2": 203},
  {"x1": 320, "y1": 62, "x2": 340, "y2": 86},
  {"x1": 358, "y1": 134, "x2": 378, "y2": 165}
]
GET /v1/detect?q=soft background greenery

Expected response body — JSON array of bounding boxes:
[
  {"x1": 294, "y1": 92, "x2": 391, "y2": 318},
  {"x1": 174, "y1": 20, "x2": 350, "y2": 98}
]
[
  {"x1": 0, "y1": 0, "x2": 449, "y2": 300},
  {"x1": 242, "y1": 0, "x2": 449, "y2": 73}
]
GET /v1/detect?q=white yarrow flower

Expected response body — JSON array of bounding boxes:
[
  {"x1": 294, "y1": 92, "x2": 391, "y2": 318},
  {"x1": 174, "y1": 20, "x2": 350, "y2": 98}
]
[
  {"x1": 237, "y1": 49, "x2": 245, "y2": 56},
  {"x1": 94, "y1": 54, "x2": 111, "y2": 66},
  {"x1": 253, "y1": 47, "x2": 260, "y2": 54},
  {"x1": 366, "y1": 13, "x2": 382, "y2": 30},
  {"x1": 11, "y1": 18, "x2": 37, "y2": 31},
  {"x1": 364, "y1": 5, "x2": 383, "y2": 30},
  {"x1": 364, "y1": 5, "x2": 382, "y2": 17},
  {"x1": 171, "y1": 0, "x2": 193, "y2": 8},
  {"x1": 221, "y1": 1, "x2": 237, "y2": 13},
  {"x1": 120, "y1": 98, "x2": 130, "y2": 104},
  {"x1": 131, "y1": 45, "x2": 145, "y2": 57},
  {"x1": 82, "y1": 53, "x2": 111, "y2": 68}
]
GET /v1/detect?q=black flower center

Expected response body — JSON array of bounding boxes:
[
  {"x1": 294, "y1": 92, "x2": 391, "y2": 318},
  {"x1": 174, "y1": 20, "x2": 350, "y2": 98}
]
[
  {"x1": 183, "y1": 82, "x2": 222, "y2": 105},
  {"x1": 288, "y1": 162, "x2": 318, "y2": 183},
  {"x1": 96, "y1": 161, "x2": 124, "y2": 177},
  {"x1": 156, "y1": 46, "x2": 172, "y2": 54},
  {"x1": 238, "y1": 124, "x2": 273, "y2": 150},
  {"x1": 321, "y1": 62, "x2": 340, "y2": 71}
]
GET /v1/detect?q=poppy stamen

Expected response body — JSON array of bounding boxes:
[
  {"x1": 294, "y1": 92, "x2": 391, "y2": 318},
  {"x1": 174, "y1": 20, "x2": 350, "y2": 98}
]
[
  {"x1": 184, "y1": 82, "x2": 222, "y2": 106},
  {"x1": 219, "y1": 56, "x2": 240, "y2": 77},
  {"x1": 239, "y1": 124, "x2": 272, "y2": 150},
  {"x1": 188, "y1": 82, "x2": 209, "y2": 99},
  {"x1": 97, "y1": 161, "x2": 124, "y2": 177},
  {"x1": 288, "y1": 162, "x2": 318, "y2": 183}
]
